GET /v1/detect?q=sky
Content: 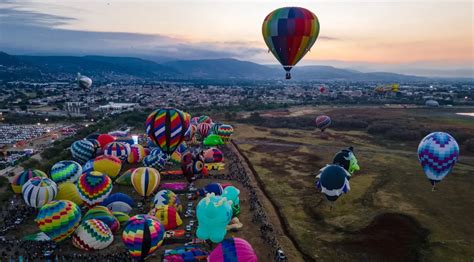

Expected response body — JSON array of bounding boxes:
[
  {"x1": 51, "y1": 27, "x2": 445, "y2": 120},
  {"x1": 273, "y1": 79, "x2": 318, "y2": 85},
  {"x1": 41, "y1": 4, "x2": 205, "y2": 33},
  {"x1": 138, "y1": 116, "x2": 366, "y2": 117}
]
[{"x1": 0, "y1": 0, "x2": 473, "y2": 76}]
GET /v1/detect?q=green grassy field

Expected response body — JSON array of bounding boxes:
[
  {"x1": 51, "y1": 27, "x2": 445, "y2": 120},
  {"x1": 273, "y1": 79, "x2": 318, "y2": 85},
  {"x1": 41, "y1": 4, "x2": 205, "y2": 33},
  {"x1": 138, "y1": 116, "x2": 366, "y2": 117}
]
[{"x1": 233, "y1": 106, "x2": 474, "y2": 261}]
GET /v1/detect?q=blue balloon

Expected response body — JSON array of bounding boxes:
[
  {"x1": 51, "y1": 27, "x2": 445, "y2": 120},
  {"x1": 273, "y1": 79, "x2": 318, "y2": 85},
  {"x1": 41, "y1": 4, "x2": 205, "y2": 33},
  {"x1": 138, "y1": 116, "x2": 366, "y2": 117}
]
[
  {"x1": 316, "y1": 165, "x2": 350, "y2": 202},
  {"x1": 71, "y1": 140, "x2": 95, "y2": 164},
  {"x1": 100, "y1": 193, "x2": 135, "y2": 214}
]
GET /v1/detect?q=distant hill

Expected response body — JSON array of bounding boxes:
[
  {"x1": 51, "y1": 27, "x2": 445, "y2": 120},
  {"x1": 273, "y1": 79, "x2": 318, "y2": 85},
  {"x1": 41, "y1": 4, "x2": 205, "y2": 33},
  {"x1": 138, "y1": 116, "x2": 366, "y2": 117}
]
[{"x1": 0, "y1": 51, "x2": 429, "y2": 82}]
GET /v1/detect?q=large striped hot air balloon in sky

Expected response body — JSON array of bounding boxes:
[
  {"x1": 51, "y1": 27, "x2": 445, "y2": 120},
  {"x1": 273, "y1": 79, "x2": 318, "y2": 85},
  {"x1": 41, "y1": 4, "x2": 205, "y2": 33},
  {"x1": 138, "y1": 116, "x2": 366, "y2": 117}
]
[
  {"x1": 131, "y1": 167, "x2": 161, "y2": 197},
  {"x1": 122, "y1": 215, "x2": 165, "y2": 260},
  {"x1": 72, "y1": 218, "x2": 113, "y2": 251},
  {"x1": 146, "y1": 108, "x2": 190, "y2": 155},
  {"x1": 315, "y1": 115, "x2": 331, "y2": 132},
  {"x1": 35, "y1": 200, "x2": 81, "y2": 242},
  {"x1": 77, "y1": 171, "x2": 113, "y2": 207},
  {"x1": 262, "y1": 7, "x2": 320, "y2": 79},
  {"x1": 22, "y1": 177, "x2": 58, "y2": 208},
  {"x1": 417, "y1": 132, "x2": 460, "y2": 190}
]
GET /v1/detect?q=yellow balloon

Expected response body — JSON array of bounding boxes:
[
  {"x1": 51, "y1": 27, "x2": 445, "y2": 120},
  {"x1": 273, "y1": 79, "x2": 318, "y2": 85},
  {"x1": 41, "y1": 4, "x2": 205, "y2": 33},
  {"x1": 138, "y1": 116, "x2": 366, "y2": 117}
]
[
  {"x1": 93, "y1": 155, "x2": 122, "y2": 178},
  {"x1": 55, "y1": 182, "x2": 83, "y2": 206},
  {"x1": 131, "y1": 167, "x2": 160, "y2": 197}
]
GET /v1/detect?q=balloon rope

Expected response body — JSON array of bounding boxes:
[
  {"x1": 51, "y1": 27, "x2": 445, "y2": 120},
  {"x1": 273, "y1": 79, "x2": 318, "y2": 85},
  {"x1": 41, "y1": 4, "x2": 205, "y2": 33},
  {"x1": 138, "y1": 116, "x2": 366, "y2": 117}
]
[{"x1": 431, "y1": 182, "x2": 436, "y2": 192}]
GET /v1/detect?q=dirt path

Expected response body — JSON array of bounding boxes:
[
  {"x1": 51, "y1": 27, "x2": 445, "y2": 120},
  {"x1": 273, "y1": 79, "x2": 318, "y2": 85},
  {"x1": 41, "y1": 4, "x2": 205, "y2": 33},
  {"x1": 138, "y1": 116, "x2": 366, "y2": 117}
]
[{"x1": 229, "y1": 141, "x2": 313, "y2": 262}]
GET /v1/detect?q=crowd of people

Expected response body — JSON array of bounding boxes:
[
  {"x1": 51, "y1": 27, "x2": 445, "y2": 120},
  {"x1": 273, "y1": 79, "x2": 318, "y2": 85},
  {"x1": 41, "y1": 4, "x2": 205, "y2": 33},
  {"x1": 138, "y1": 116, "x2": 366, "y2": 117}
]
[{"x1": 0, "y1": 196, "x2": 35, "y2": 234}]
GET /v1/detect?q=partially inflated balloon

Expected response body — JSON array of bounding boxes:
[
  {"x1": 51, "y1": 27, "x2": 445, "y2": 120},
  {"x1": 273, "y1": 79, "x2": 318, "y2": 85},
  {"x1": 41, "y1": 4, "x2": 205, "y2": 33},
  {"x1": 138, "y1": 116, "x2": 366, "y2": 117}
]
[
  {"x1": 83, "y1": 206, "x2": 120, "y2": 234},
  {"x1": 122, "y1": 215, "x2": 165, "y2": 260},
  {"x1": 208, "y1": 237, "x2": 258, "y2": 262},
  {"x1": 418, "y1": 132, "x2": 459, "y2": 187},
  {"x1": 72, "y1": 219, "x2": 113, "y2": 251},
  {"x1": 101, "y1": 193, "x2": 135, "y2": 214},
  {"x1": 22, "y1": 177, "x2": 57, "y2": 208},
  {"x1": 11, "y1": 169, "x2": 47, "y2": 194},
  {"x1": 262, "y1": 7, "x2": 320, "y2": 79},
  {"x1": 97, "y1": 134, "x2": 115, "y2": 149},
  {"x1": 203, "y1": 134, "x2": 224, "y2": 147},
  {"x1": 113, "y1": 211, "x2": 130, "y2": 225},
  {"x1": 222, "y1": 186, "x2": 241, "y2": 217},
  {"x1": 128, "y1": 144, "x2": 147, "y2": 164},
  {"x1": 148, "y1": 205, "x2": 183, "y2": 230},
  {"x1": 152, "y1": 190, "x2": 182, "y2": 212},
  {"x1": 145, "y1": 108, "x2": 190, "y2": 155},
  {"x1": 55, "y1": 182, "x2": 84, "y2": 206},
  {"x1": 104, "y1": 142, "x2": 130, "y2": 161},
  {"x1": 196, "y1": 194, "x2": 232, "y2": 243},
  {"x1": 203, "y1": 148, "x2": 224, "y2": 163},
  {"x1": 315, "y1": 115, "x2": 331, "y2": 132},
  {"x1": 92, "y1": 155, "x2": 122, "y2": 179},
  {"x1": 71, "y1": 140, "x2": 96, "y2": 164},
  {"x1": 181, "y1": 151, "x2": 207, "y2": 183},
  {"x1": 316, "y1": 165, "x2": 350, "y2": 202},
  {"x1": 77, "y1": 171, "x2": 113, "y2": 207},
  {"x1": 50, "y1": 160, "x2": 82, "y2": 184},
  {"x1": 198, "y1": 115, "x2": 212, "y2": 124},
  {"x1": 35, "y1": 200, "x2": 81, "y2": 242},
  {"x1": 131, "y1": 167, "x2": 161, "y2": 197},
  {"x1": 143, "y1": 154, "x2": 167, "y2": 170},
  {"x1": 115, "y1": 168, "x2": 135, "y2": 186}
]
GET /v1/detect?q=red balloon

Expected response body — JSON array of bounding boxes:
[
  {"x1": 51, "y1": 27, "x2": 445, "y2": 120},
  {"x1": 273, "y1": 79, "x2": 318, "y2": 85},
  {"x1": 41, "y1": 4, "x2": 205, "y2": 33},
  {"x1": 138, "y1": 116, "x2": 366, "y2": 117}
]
[{"x1": 97, "y1": 134, "x2": 116, "y2": 149}]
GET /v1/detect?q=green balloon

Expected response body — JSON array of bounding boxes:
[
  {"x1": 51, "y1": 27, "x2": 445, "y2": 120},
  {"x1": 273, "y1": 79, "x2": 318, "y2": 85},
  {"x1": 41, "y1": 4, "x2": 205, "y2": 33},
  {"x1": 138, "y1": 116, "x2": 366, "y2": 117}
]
[{"x1": 203, "y1": 134, "x2": 224, "y2": 146}]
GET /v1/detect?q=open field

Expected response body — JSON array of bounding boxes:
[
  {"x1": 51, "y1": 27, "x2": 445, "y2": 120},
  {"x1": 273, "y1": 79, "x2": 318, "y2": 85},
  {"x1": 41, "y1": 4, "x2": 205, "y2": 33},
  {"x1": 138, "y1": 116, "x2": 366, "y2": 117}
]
[{"x1": 232, "y1": 106, "x2": 474, "y2": 261}]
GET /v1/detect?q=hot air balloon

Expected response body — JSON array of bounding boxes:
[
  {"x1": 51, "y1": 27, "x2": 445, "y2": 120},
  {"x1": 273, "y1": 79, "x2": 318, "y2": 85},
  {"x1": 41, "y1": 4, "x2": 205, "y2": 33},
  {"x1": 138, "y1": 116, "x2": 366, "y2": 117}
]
[
  {"x1": 197, "y1": 182, "x2": 224, "y2": 197},
  {"x1": 97, "y1": 134, "x2": 116, "y2": 149},
  {"x1": 152, "y1": 190, "x2": 182, "y2": 212},
  {"x1": 203, "y1": 148, "x2": 224, "y2": 163},
  {"x1": 222, "y1": 186, "x2": 241, "y2": 217},
  {"x1": 87, "y1": 138, "x2": 102, "y2": 156},
  {"x1": 262, "y1": 7, "x2": 320, "y2": 79},
  {"x1": 77, "y1": 171, "x2": 113, "y2": 207},
  {"x1": 116, "y1": 168, "x2": 135, "y2": 186},
  {"x1": 181, "y1": 151, "x2": 207, "y2": 183},
  {"x1": 315, "y1": 115, "x2": 331, "y2": 132},
  {"x1": 104, "y1": 141, "x2": 130, "y2": 161},
  {"x1": 55, "y1": 182, "x2": 84, "y2": 206},
  {"x1": 22, "y1": 177, "x2": 58, "y2": 208},
  {"x1": 196, "y1": 194, "x2": 232, "y2": 243},
  {"x1": 131, "y1": 167, "x2": 161, "y2": 197},
  {"x1": 50, "y1": 160, "x2": 82, "y2": 184},
  {"x1": 77, "y1": 73, "x2": 92, "y2": 92},
  {"x1": 203, "y1": 134, "x2": 224, "y2": 147},
  {"x1": 217, "y1": 124, "x2": 234, "y2": 143},
  {"x1": 315, "y1": 165, "x2": 350, "y2": 202},
  {"x1": 101, "y1": 193, "x2": 136, "y2": 214},
  {"x1": 11, "y1": 169, "x2": 47, "y2": 194},
  {"x1": 418, "y1": 132, "x2": 459, "y2": 190},
  {"x1": 332, "y1": 147, "x2": 360, "y2": 176},
  {"x1": 145, "y1": 108, "x2": 190, "y2": 155},
  {"x1": 190, "y1": 117, "x2": 200, "y2": 126},
  {"x1": 71, "y1": 140, "x2": 96, "y2": 164},
  {"x1": 35, "y1": 200, "x2": 81, "y2": 242},
  {"x1": 113, "y1": 211, "x2": 130, "y2": 225},
  {"x1": 211, "y1": 122, "x2": 221, "y2": 135},
  {"x1": 148, "y1": 205, "x2": 183, "y2": 230},
  {"x1": 208, "y1": 237, "x2": 258, "y2": 262},
  {"x1": 143, "y1": 154, "x2": 167, "y2": 171},
  {"x1": 72, "y1": 219, "x2": 114, "y2": 251},
  {"x1": 122, "y1": 215, "x2": 165, "y2": 260},
  {"x1": 128, "y1": 144, "x2": 147, "y2": 164},
  {"x1": 197, "y1": 122, "x2": 212, "y2": 139},
  {"x1": 185, "y1": 124, "x2": 197, "y2": 142},
  {"x1": 83, "y1": 206, "x2": 120, "y2": 234},
  {"x1": 92, "y1": 155, "x2": 122, "y2": 179}
]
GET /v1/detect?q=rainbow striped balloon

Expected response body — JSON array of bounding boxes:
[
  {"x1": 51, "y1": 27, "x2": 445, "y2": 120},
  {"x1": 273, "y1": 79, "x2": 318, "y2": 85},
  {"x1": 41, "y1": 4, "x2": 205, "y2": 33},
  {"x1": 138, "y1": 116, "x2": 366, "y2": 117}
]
[
  {"x1": 152, "y1": 190, "x2": 182, "y2": 212},
  {"x1": 148, "y1": 205, "x2": 182, "y2": 230},
  {"x1": 104, "y1": 142, "x2": 130, "y2": 161},
  {"x1": 11, "y1": 169, "x2": 47, "y2": 194},
  {"x1": 128, "y1": 144, "x2": 147, "y2": 164},
  {"x1": 208, "y1": 237, "x2": 258, "y2": 262},
  {"x1": 50, "y1": 160, "x2": 82, "y2": 184},
  {"x1": 131, "y1": 167, "x2": 161, "y2": 197},
  {"x1": 77, "y1": 171, "x2": 113, "y2": 207},
  {"x1": 122, "y1": 215, "x2": 165, "y2": 260},
  {"x1": 262, "y1": 7, "x2": 320, "y2": 78},
  {"x1": 217, "y1": 124, "x2": 234, "y2": 142},
  {"x1": 146, "y1": 108, "x2": 190, "y2": 155},
  {"x1": 71, "y1": 140, "x2": 96, "y2": 164},
  {"x1": 418, "y1": 132, "x2": 459, "y2": 185},
  {"x1": 72, "y1": 219, "x2": 113, "y2": 251},
  {"x1": 22, "y1": 177, "x2": 58, "y2": 208},
  {"x1": 83, "y1": 206, "x2": 120, "y2": 234},
  {"x1": 35, "y1": 200, "x2": 81, "y2": 242}
]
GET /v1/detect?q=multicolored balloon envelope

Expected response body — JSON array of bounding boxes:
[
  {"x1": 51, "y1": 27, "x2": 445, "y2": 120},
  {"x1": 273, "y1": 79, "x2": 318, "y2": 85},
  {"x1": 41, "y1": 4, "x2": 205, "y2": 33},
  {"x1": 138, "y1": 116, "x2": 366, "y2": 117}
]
[
  {"x1": 35, "y1": 200, "x2": 81, "y2": 242},
  {"x1": 315, "y1": 115, "x2": 331, "y2": 132},
  {"x1": 72, "y1": 219, "x2": 113, "y2": 251},
  {"x1": 208, "y1": 237, "x2": 258, "y2": 262},
  {"x1": 104, "y1": 142, "x2": 130, "y2": 161},
  {"x1": 145, "y1": 108, "x2": 190, "y2": 155},
  {"x1": 50, "y1": 160, "x2": 82, "y2": 184},
  {"x1": 152, "y1": 190, "x2": 182, "y2": 212},
  {"x1": 83, "y1": 206, "x2": 120, "y2": 234},
  {"x1": 22, "y1": 177, "x2": 57, "y2": 208},
  {"x1": 217, "y1": 124, "x2": 234, "y2": 143},
  {"x1": 131, "y1": 167, "x2": 161, "y2": 197},
  {"x1": 116, "y1": 168, "x2": 136, "y2": 186},
  {"x1": 316, "y1": 165, "x2": 350, "y2": 202},
  {"x1": 203, "y1": 148, "x2": 224, "y2": 163},
  {"x1": 262, "y1": 7, "x2": 320, "y2": 79},
  {"x1": 332, "y1": 147, "x2": 360, "y2": 175},
  {"x1": 148, "y1": 205, "x2": 183, "y2": 230},
  {"x1": 418, "y1": 132, "x2": 459, "y2": 186},
  {"x1": 128, "y1": 144, "x2": 147, "y2": 164},
  {"x1": 71, "y1": 140, "x2": 96, "y2": 164},
  {"x1": 122, "y1": 215, "x2": 165, "y2": 260},
  {"x1": 77, "y1": 171, "x2": 113, "y2": 207},
  {"x1": 198, "y1": 122, "x2": 212, "y2": 139},
  {"x1": 101, "y1": 193, "x2": 136, "y2": 214},
  {"x1": 11, "y1": 169, "x2": 47, "y2": 194}
]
